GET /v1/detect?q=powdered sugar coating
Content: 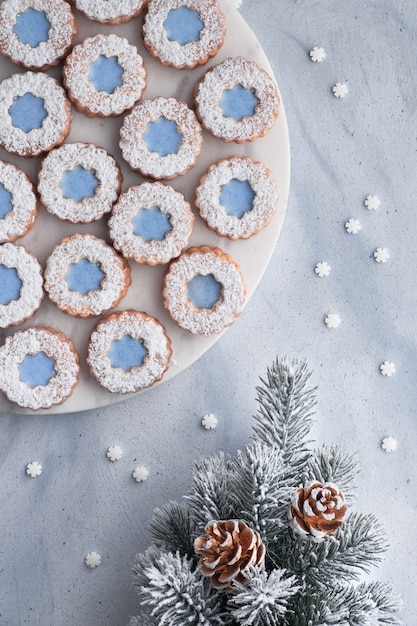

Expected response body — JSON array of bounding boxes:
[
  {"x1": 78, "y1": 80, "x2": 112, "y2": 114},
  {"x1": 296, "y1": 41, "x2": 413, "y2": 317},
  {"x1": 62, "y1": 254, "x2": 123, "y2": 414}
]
[
  {"x1": 0, "y1": 243, "x2": 44, "y2": 328},
  {"x1": 0, "y1": 161, "x2": 38, "y2": 243},
  {"x1": 109, "y1": 182, "x2": 194, "y2": 265},
  {"x1": 74, "y1": 0, "x2": 147, "y2": 24},
  {"x1": 87, "y1": 310, "x2": 172, "y2": 393},
  {"x1": 44, "y1": 233, "x2": 131, "y2": 317},
  {"x1": 163, "y1": 246, "x2": 246, "y2": 335},
  {"x1": 195, "y1": 157, "x2": 278, "y2": 239},
  {"x1": 194, "y1": 56, "x2": 280, "y2": 143},
  {"x1": 38, "y1": 142, "x2": 122, "y2": 223},
  {"x1": 143, "y1": 0, "x2": 226, "y2": 69},
  {"x1": 0, "y1": 0, "x2": 77, "y2": 70},
  {"x1": 0, "y1": 327, "x2": 80, "y2": 410},
  {"x1": 63, "y1": 34, "x2": 147, "y2": 118},
  {"x1": 120, "y1": 97, "x2": 203, "y2": 179},
  {"x1": 0, "y1": 71, "x2": 71, "y2": 157}
]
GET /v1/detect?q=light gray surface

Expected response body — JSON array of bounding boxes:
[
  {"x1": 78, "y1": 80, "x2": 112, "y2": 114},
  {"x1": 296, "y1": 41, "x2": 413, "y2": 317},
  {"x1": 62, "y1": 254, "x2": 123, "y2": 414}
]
[{"x1": 1, "y1": 1, "x2": 416, "y2": 624}]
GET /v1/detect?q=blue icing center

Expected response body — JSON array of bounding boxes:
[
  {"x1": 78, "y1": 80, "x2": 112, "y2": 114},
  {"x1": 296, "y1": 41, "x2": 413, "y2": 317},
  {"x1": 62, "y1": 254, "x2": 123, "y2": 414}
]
[
  {"x1": 107, "y1": 335, "x2": 148, "y2": 371},
  {"x1": 187, "y1": 273, "x2": 222, "y2": 309},
  {"x1": 143, "y1": 117, "x2": 182, "y2": 157},
  {"x1": 18, "y1": 352, "x2": 56, "y2": 388},
  {"x1": 9, "y1": 92, "x2": 47, "y2": 132},
  {"x1": 60, "y1": 166, "x2": 99, "y2": 202},
  {"x1": 132, "y1": 206, "x2": 172, "y2": 242},
  {"x1": 219, "y1": 84, "x2": 260, "y2": 120},
  {"x1": 163, "y1": 7, "x2": 204, "y2": 45},
  {"x1": 13, "y1": 8, "x2": 51, "y2": 48},
  {"x1": 219, "y1": 179, "x2": 255, "y2": 218},
  {"x1": 0, "y1": 183, "x2": 13, "y2": 220},
  {"x1": 0, "y1": 265, "x2": 22, "y2": 305},
  {"x1": 65, "y1": 258, "x2": 105, "y2": 294},
  {"x1": 89, "y1": 55, "x2": 123, "y2": 94}
]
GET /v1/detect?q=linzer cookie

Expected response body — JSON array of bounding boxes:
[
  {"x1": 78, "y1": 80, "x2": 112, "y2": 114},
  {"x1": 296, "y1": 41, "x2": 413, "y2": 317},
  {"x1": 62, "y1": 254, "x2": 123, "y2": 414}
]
[
  {"x1": 162, "y1": 245, "x2": 246, "y2": 335},
  {"x1": 0, "y1": 0, "x2": 77, "y2": 70},
  {"x1": 0, "y1": 243, "x2": 44, "y2": 328},
  {"x1": 63, "y1": 34, "x2": 147, "y2": 118},
  {"x1": 44, "y1": 233, "x2": 131, "y2": 318},
  {"x1": 0, "y1": 326, "x2": 80, "y2": 410},
  {"x1": 38, "y1": 142, "x2": 122, "y2": 224},
  {"x1": 194, "y1": 56, "x2": 280, "y2": 143},
  {"x1": 0, "y1": 161, "x2": 38, "y2": 243},
  {"x1": 143, "y1": 0, "x2": 225, "y2": 70},
  {"x1": 87, "y1": 310, "x2": 172, "y2": 393},
  {"x1": 195, "y1": 157, "x2": 278, "y2": 239},
  {"x1": 73, "y1": 0, "x2": 148, "y2": 24},
  {"x1": 119, "y1": 97, "x2": 203, "y2": 179},
  {"x1": 0, "y1": 71, "x2": 71, "y2": 157},
  {"x1": 109, "y1": 182, "x2": 194, "y2": 265}
]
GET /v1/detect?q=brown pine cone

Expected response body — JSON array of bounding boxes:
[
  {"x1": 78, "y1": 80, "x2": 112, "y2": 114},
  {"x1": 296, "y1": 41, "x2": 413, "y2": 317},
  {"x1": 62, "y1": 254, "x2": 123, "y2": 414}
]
[
  {"x1": 289, "y1": 481, "x2": 347, "y2": 541},
  {"x1": 194, "y1": 519, "x2": 266, "y2": 589}
]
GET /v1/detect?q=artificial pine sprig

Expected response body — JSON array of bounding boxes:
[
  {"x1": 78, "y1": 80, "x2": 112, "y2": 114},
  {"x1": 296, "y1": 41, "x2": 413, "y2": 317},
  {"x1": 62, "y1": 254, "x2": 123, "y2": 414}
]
[{"x1": 129, "y1": 357, "x2": 402, "y2": 626}]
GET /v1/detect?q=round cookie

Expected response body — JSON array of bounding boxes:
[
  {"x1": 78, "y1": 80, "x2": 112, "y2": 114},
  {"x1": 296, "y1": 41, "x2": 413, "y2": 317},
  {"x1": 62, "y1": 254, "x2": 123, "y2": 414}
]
[
  {"x1": 44, "y1": 233, "x2": 131, "y2": 318},
  {"x1": 162, "y1": 245, "x2": 246, "y2": 335},
  {"x1": 143, "y1": 0, "x2": 226, "y2": 70},
  {"x1": 195, "y1": 156, "x2": 278, "y2": 239},
  {"x1": 38, "y1": 142, "x2": 122, "y2": 223},
  {"x1": 0, "y1": 71, "x2": 72, "y2": 157},
  {"x1": 194, "y1": 56, "x2": 280, "y2": 143},
  {"x1": 0, "y1": 243, "x2": 44, "y2": 328},
  {"x1": 0, "y1": 0, "x2": 77, "y2": 70},
  {"x1": 73, "y1": 0, "x2": 147, "y2": 24},
  {"x1": 120, "y1": 97, "x2": 203, "y2": 179},
  {"x1": 0, "y1": 160, "x2": 38, "y2": 243},
  {"x1": 109, "y1": 182, "x2": 194, "y2": 265},
  {"x1": 63, "y1": 33, "x2": 147, "y2": 118},
  {"x1": 87, "y1": 309, "x2": 172, "y2": 393},
  {"x1": 0, "y1": 326, "x2": 80, "y2": 410}
]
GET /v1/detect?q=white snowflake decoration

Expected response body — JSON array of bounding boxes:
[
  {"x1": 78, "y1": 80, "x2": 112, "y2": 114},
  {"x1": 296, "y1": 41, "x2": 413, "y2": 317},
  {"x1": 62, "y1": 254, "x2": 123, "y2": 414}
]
[
  {"x1": 365, "y1": 195, "x2": 380, "y2": 211},
  {"x1": 373, "y1": 247, "x2": 390, "y2": 263},
  {"x1": 332, "y1": 82, "x2": 349, "y2": 98},
  {"x1": 26, "y1": 461, "x2": 42, "y2": 478},
  {"x1": 315, "y1": 261, "x2": 331, "y2": 278},
  {"x1": 324, "y1": 313, "x2": 341, "y2": 329},
  {"x1": 381, "y1": 436, "x2": 397, "y2": 452},
  {"x1": 345, "y1": 218, "x2": 361, "y2": 234},
  {"x1": 85, "y1": 552, "x2": 101, "y2": 568},
  {"x1": 202, "y1": 413, "x2": 218, "y2": 429},
  {"x1": 133, "y1": 466, "x2": 149, "y2": 482},
  {"x1": 309, "y1": 46, "x2": 326, "y2": 63},
  {"x1": 380, "y1": 361, "x2": 396, "y2": 377},
  {"x1": 107, "y1": 445, "x2": 123, "y2": 462}
]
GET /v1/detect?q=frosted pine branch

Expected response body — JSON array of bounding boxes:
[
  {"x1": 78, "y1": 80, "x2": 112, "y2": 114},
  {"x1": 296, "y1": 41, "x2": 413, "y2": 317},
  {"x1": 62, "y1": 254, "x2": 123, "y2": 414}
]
[
  {"x1": 253, "y1": 358, "x2": 316, "y2": 474},
  {"x1": 305, "y1": 444, "x2": 359, "y2": 504},
  {"x1": 148, "y1": 501, "x2": 197, "y2": 558}
]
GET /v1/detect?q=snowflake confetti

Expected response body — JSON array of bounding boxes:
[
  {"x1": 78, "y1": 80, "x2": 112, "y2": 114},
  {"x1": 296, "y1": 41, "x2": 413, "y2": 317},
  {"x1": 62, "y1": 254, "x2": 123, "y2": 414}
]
[
  {"x1": 381, "y1": 436, "x2": 397, "y2": 452},
  {"x1": 26, "y1": 461, "x2": 42, "y2": 478},
  {"x1": 106, "y1": 445, "x2": 123, "y2": 462},
  {"x1": 309, "y1": 46, "x2": 326, "y2": 63},
  {"x1": 345, "y1": 218, "x2": 361, "y2": 234},
  {"x1": 364, "y1": 195, "x2": 380, "y2": 211},
  {"x1": 85, "y1": 552, "x2": 101, "y2": 568},
  {"x1": 332, "y1": 82, "x2": 348, "y2": 98},
  {"x1": 315, "y1": 261, "x2": 331, "y2": 278},
  {"x1": 202, "y1": 414, "x2": 218, "y2": 429},
  {"x1": 324, "y1": 313, "x2": 341, "y2": 329},
  {"x1": 373, "y1": 247, "x2": 390, "y2": 263},
  {"x1": 133, "y1": 466, "x2": 149, "y2": 482},
  {"x1": 380, "y1": 361, "x2": 396, "y2": 377}
]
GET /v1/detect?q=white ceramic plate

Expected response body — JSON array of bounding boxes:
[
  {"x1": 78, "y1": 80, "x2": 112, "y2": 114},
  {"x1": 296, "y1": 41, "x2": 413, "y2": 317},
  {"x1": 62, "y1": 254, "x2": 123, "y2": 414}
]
[{"x1": 0, "y1": 0, "x2": 290, "y2": 414}]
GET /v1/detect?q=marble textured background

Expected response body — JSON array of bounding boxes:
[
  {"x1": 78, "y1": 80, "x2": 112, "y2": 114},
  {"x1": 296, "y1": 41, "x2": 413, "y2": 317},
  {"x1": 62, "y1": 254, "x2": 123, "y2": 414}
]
[{"x1": 1, "y1": 0, "x2": 416, "y2": 624}]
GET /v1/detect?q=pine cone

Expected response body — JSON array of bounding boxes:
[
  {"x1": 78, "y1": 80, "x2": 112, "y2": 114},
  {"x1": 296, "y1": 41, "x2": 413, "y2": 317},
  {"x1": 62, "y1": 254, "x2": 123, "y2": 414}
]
[
  {"x1": 289, "y1": 481, "x2": 347, "y2": 541},
  {"x1": 194, "y1": 519, "x2": 266, "y2": 589}
]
